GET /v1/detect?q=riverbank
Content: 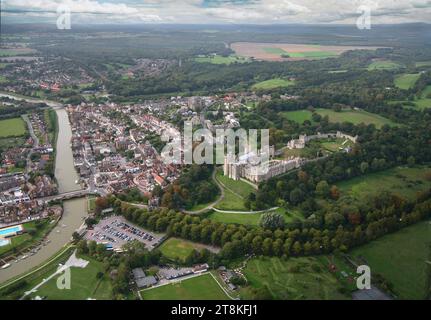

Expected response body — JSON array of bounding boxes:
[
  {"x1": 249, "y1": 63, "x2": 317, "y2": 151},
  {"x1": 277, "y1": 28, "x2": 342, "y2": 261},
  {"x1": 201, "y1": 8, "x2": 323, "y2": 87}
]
[{"x1": 0, "y1": 96, "x2": 89, "y2": 285}]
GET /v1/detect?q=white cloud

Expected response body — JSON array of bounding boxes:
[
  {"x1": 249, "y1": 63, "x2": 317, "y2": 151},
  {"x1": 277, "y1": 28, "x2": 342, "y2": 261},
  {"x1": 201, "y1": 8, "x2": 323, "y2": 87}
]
[{"x1": 2, "y1": 0, "x2": 431, "y2": 24}]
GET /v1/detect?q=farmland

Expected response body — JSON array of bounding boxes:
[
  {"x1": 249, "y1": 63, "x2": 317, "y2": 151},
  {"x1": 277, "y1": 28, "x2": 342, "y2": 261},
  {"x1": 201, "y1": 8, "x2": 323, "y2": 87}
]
[
  {"x1": 337, "y1": 166, "x2": 431, "y2": 200},
  {"x1": 0, "y1": 118, "x2": 27, "y2": 138},
  {"x1": 231, "y1": 42, "x2": 382, "y2": 62},
  {"x1": 142, "y1": 273, "x2": 229, "y2": 300},
  {"x1": 350, "y1": 221, "x2": 431, "y2": 299},
  {"x1": 240, "y1": 256, "x2": 350, "y2": 300}
]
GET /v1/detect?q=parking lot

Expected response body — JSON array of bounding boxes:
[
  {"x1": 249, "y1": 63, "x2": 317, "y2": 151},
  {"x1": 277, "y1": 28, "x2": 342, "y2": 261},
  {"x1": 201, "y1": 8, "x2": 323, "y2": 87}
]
[{"x1": 85, "y1": 216, "x2": 164, "y2": 251}]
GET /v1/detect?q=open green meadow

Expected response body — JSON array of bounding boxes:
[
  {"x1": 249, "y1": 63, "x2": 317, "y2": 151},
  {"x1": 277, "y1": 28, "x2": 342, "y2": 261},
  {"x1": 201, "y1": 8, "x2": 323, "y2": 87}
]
[
  {"x1": 207, "y1": 208, "x2": 303, "y2": 227},
  {"x1": 240, "y1": 256, "x2": 350, "y2": 300},
  {"x1": 28, "y1": 255, "x2": 112, "y2": 300},
  {"x1": 394, "y1": 73, "x2": 420, "y2": 89},
  {"x1": 350, "y1": 221, "x2": 431, "y2": 299},
  {"x1": 194, "y1": 55, "x2": 249, "y2": 65},
  {"x1": 216, "y1": 169, "x2": 255, "y2": 198},
  {"x1": 142, "y1": 273, "x2": 229, "y2": 300},
  {"x1": 252, "y1": 78, "x2": 295, "y2": 90},
  {"x1": 315, "y1": 108, "x2": 395, "y2": 128},
  {"x1": 280, "y1": 110, "x2": 314, "y2": 124},
  {"x1": 337, "y1": 166, "x2": 431, "y2": 200},
  {"x1": 0, "y1": 76, "x2": 8, "y2": 84},
  {"x1": 0, "y1": 118, "x2": 27, "y2": 138},
  {"x1": 159, "y1": 238, "x2": 206, "y2": 261},
  {"x1": 280, "y1": 108, "x2": 394, "y2": 128},
  {"x1": 214, "y1": 188, "x2": 248, "y2": 211},
  {"x1": 368, "y1": 60, "x2": 401, "y2": 70},
  {"x1": 416, "y1": 61, "x2": 431, "y2": 67}
]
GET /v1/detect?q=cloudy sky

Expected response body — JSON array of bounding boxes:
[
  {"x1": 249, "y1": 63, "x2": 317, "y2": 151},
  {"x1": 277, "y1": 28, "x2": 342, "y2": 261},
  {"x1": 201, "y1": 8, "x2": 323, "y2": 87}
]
[{"x1": 2, "y1": 0, "x2": 431, "y2": 24}]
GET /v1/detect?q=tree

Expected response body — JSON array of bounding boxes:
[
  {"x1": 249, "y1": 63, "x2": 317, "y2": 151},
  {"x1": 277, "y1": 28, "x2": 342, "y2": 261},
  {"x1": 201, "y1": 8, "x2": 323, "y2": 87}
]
[
  {"x1": 315, "y1": 180, "x2": 330, "y2": 198},
  {"x1": 259, "y1": 212, "x2": 285, "y2": 230},
  {"x1": 289, "y1": 188, "x2": 304, "y2": 205}
]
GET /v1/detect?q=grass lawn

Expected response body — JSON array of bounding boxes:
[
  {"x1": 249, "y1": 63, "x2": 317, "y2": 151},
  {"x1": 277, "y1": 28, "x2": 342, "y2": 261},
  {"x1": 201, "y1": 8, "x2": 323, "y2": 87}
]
[
  {"x1": 142, "y1": 273, "x2": 229, "y2": 300},
  {"x1": 315, "y1": 108, "x2": 395, "y2": 128},
  {"x1": 87, "y1": 196, "x2": 96, "y2": 213},
  {"x1": 0, "y1": 76, "x2": 8, "y2": 83},
  {"x1": 252, "y1": 78, "x2": 295, "y2": 90},
  {"x1": 337, "y1": 166, "x2": 431, "y2": 200},
  {"x1": 280, "y1": 110, "x2": 314, "y2": 124},
  {"x1": 28, "y1": 255, "x2": 112, "y2": 300},
  {"x1": 214, "y1": 188, "x2": 248, "y2": 211},
  {"x1": 207, "y1": 208, "x2": 303, "y2": 227},
  {"x1": 394, "y1": 73, "x2": 421, "y2": 90},
  {"x1": 195, "y1": 55, "x2": 249, "y2": 65},
  {"x1": 350, "y1": 221, "x2": 431, "y2": 299},
  {"x1": 0, "y1": 246, "x2": 75, "y2": 299},
  {"x1": 216, "y1": 169, "x2": 255, "y2": 198},
  {"x1": 0, "y1": 118, "x2": 26, "y2": 138},
  {"x1": 416, "y1": 61, "x2": 431, "y2": 67},
  {"x1": 368, "y1": 60, "x2": 401, "y2": 70},
  {"x1": 159, "y1": 238, "x2": 205, "y2": 261},
  {"x1": 240, "y1": 256, "x2": 349, "y2": 300}
]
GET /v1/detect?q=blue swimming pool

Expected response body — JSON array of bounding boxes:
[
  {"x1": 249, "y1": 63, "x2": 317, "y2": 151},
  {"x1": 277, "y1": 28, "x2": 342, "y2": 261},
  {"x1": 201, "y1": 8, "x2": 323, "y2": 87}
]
[{"x1": 0, "y1": 225, "x2": 22, "y2": 237}]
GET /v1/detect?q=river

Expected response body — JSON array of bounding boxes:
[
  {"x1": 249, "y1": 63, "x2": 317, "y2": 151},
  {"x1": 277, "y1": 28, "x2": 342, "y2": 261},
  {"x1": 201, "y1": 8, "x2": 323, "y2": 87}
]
[{"x1": 0, "y1": 95, "x2": 88, "y2": 284}]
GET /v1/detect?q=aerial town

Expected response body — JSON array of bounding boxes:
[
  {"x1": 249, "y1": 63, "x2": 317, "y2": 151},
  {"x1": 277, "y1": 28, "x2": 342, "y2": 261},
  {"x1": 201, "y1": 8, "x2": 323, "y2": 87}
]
[{"x1": 0, "y1": 4, "x2": 430, "y2": 309}]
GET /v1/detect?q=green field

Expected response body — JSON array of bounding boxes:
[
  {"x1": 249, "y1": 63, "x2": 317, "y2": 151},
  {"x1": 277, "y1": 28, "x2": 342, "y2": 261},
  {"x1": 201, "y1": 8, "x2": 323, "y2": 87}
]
[
  {"x1": 286, "y1": 51, "x2": 338, "y2": 59},
  {"x1": 159, "y1": 238, "x2": 205, "y2": 261},
  {"x1": 0, "y1": 76, "x2": 7, "y2": 84},
  {"x1": 207, "y1": 208, "x2": 303, "y2": 227},
  {"x1": 416, "y1": 61, "x2": 431, "y2": 67},
  {"x1": 0, "y1": 118, "x2": 27, "y2": 138},
  {"x1": 263, "y1": 47, "x2": 288, "y2": 55},
  {"x1": 240, "y1": 256, "x2": 349, "y2": 300},
  {"x1": 28, "y1": 255, "x2": 112, "y2": 300},
  {"x1": 389, "y1": 85, "x2": 431, "y2": 110},
  {"x1": 350, "y1": 221, "x2": 431, "y2": 299},
  {"x1": 216, "y1": 169, "x2": 255, "y2": 198},
  {"x1": 337, "y1": 166, "x2": 431, "y2": 200},
  {"x1": 214, "y1": 188, "x2": 248, "y2": 211},
  {"x1": 394, "y1": 73, "x2": 421, "y2": 90},
  {"x1": 195, "y1": 55, "x2": 249, "y2": 65},
  {"x1": 368, "y1": 60, "x2": 401, "y2": 70},
  {"x1": 280, "y1": 108, "x2": 394, "y2": 128},
  {"x1": 142, "y1": 273, "x2": 229, "y2": 300},
  {"x1": 316, "y1": 108, "x2": 395, "y2": 128},
  {"x1": 280, "y1": 110, "x2": 314, "y2": 124},
  {"x1": 252, "y1": 78, "x2": 295, "y2": 90}
]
